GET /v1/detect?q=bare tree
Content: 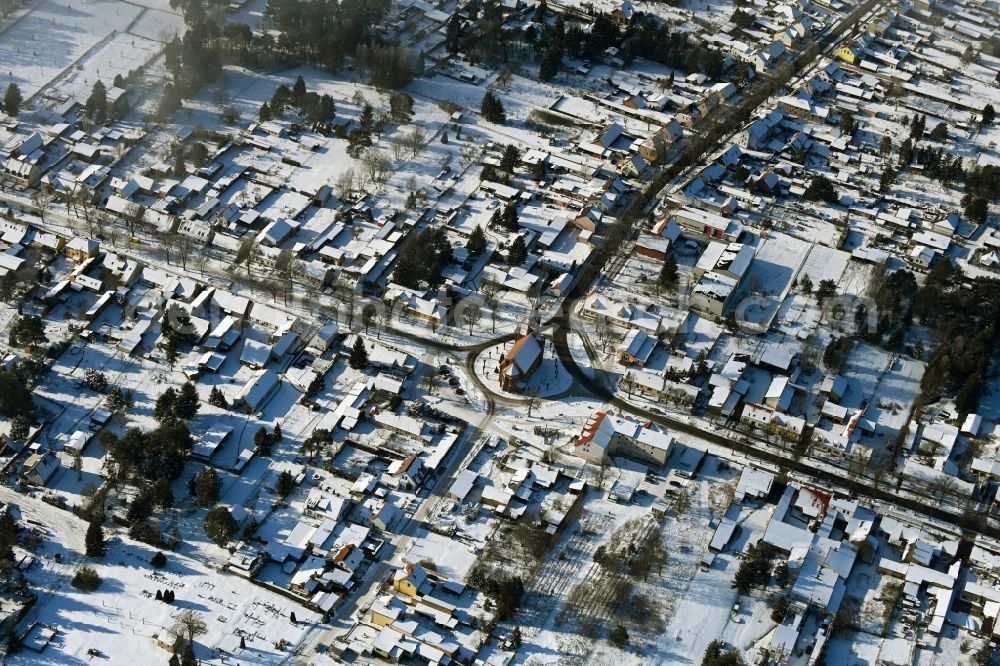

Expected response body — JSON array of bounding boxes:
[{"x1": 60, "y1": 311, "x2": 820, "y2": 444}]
[
  {"x1": 481, "y1": 282, "x2": 501, "y2": 333},
  {"x1": 124, "y1": 203, "x2": 146, "y2": 238},
  {"x1": 496, "y1": 67, "x2": 513, "y2": 89},
  {"x1": 928, "y1": 475, "x2": 960, "y2": 505},
  {"x1": 362, "y1": 302, "x2": 382, "y2": 337},
  {"x1": 31, "y1": 187, "x2": 54, "y2": 227},
  {"x1": 376, "y1": 154, "x2": 393, "y2": 186},
  {"x1": 391, "y1": 134, "x2": 406, "y2": 161},
  {"x1": 460, "y1": 144, "x2": 478, "y2": 170},
  {"x1": 595, "y1": 316, "x2": 615, "y2": 351},
  {"x1": 846, "y1": 448, "x2": 868, "y2": 479},
  {"x1": 82, "y1": 203, "x2": 102, "y2": 238},
  {"x1": 422, "y1": 369, "x2": 440, "y2": 396},
  {"x1": 304, "y1": 280, "x2": 321, "y2": 316},
  {"x1": 360, "y1": 150, "x2": 392, "y2": 189},
  {"x1": 177, "y1": 233, "x2": 194, "y2": 271},
  {"x1": 234, "y1": 237, "x2": 258, "y2": 278},
  {"x1": 334, "y1": 278, "x2": 356, "y2": 328},
  {"x1": 275, "y1": 248, "x2": 295, "y2": 305},
  {"x1": 462, "y1": 301, "x2": 482, "y2": 335},
  {"x1": 195, "y1": 251, "x2": 211, "y2": 277},
  {"x1": 157, "y1": 230, "x2": 178, "y2": 265},
  {"x1": 526, "y1": 396, "x2": 539, "y2": 417},
  {"x1": 170, "y1": 609, "x2": 208, "y2": 648},
  {"x1": 595, "y1": 457, "x2": 609, "y2": 488},
  {"x1": 264, "y1": 276, "x2": 284, "y2": 303},
  {"x1": 335, "y1": 168, "x2": 355, "y2": 201},
  {"x1": 404, "y1": 127, "x2": 427, "y2": 159}
]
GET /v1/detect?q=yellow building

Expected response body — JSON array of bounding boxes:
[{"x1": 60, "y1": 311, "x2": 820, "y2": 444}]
[
  {"x1": 392, "y1": 563, "x2": 428, "y2": 597},
  {"x1": 65, "y1": 237, "x2": 99, "y2": 262},
  {"x1": 837, "y1": 45, "x2": 860, "y2": 64},
  {"x1": 370, "y1": 596, "x2": 404, "y2": 627}
]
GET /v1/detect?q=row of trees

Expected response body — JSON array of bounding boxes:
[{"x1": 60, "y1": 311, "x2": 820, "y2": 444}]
[
  {"x1": 264, "y1": 0, "x2": 390, "y2": 71},
  {"x1": 915, "y1": 262, "x2": 1000, "y2": 416},
  {"x1": 259, "y1": 75, "x2": 335, "y2": 125}
]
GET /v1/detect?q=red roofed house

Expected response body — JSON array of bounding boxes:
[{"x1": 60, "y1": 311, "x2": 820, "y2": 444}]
[
  {"x1": 387, "y1": 454, "x2": 424, "y2": 489},
  {"x1": 498, "y1": 331, "x2": 543, "y2": 394}
]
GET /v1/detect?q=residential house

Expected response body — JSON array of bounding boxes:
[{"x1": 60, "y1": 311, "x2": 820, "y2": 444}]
[
  {"x1": 575, "y1": 411, "x2": 673, "y2": 465},
  {"x1": 618, "y1": 329, "x2": 657, "y2": 366},
  {"x1": 387, "y1": 455, "x2": 424, "y2": 490},
  {"x1": 65, "y1": 237, "x2": 99, "y2": 262},
  {"x1": 394, "y1": 563, "x2": 429, "y2": 597},
  {"x1": 22, "y1": 451, "x2": 60, "y2": 486}
]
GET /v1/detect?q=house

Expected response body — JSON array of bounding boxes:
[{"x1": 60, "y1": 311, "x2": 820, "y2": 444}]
[
  {"x1": 233, "y1": 369, "x2": 280, "y2": 412},
  {"x1": 4, "y1": 158, "x2": 41, "y2": 186},
  {"x1": 737, "y1": 109, "x2": 785, "y2": 151},
  {"x1": 388, "y1": 455, "x2": 424, "y2": 489},
  {"x1": 741, "y1": 403, "x2": 805, "y2": 441},
  {"x1": 673, "y1": 207, "x2": 741, "y2": 241},
  {"x1": 64, "y1": 430, "x2": 92, "y2": 455},
  {"x1": 498, "y1": 332, "x2": 543, "y2": 394},
  {"x1": 65, "y1": 237, "x2": 99, "y2": 262},
  {"x1": 694, "y1": 242, "x2": 754, "y2": 281},
  {"x1": 107, "y1": 86, "x2": 131, "y2": 116},
  {"x1": 620, "y1": 153, "x2": 647, "y2": 178},
  {"x1": 820, "y1": 375, "x2": 847, "y2": 402},
  {"x1": 371, "y1": 595, "x2": 408, "y2": 627},
  {"x1": 365, "y1": 498, "x2": 402, "y2": 531},
  {"x1": 618, "y1": 329, "x2": 657, "y2": 366},
  {"x1": 837, "y1": 45, "x2": 861, "y2": 64},
  {"x1": 240, "y1": 339, "x2": 272, "y2": 369},
  {"x1": 638, "y1": 126, "x2": 680, "y2": 164},
  {"x1": 22, "y1": 451, "x2": 60, "y2": 486},
  {"x1": 611, "y1": 1, "x2": 636, "y2": 24},
  {"x1": 690, "y1": 271, "x2": 739, "y2": 317},
  {"x1": 619, "y1": 370, "x2": 698, "y2": 406},
  {"x1": 393, "y1": 563, "x2": 428, "y2": 597},
  {"x1": 575, "y1": 411, "x2": 673, "y2": 465},
  {"x1": 384, "y1": 286, "x2": 447, "y2": 328},
  {"x1": 582, "y1": 294, "x2": 668, "y2": 336},
  {"x1": 754, "y1": 41, "x2": 786, "y2": 71}
]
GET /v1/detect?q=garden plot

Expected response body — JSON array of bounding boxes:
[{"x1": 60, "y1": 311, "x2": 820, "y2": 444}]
[
  {"x1": 0, "y1": 483, "x2": 316, "y2": 666},
  {"x1": 126, "y1": 3, "x2": 184, "y2": 42},
  {"x1": 511, "y1": 460, "x2": 745, "y2": 665},
  {"x1": 50, "y1": 23, "x2": 177, "y2": 103},
  {"x1": 0, "y1": 0, "x2": 144, "y2": 101},
  {"x1": 841, "y1": 343, "x2": 923, "y2": 452}
]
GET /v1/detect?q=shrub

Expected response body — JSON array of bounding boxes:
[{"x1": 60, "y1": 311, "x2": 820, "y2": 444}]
[
  {"x1": 72, "y1": 566, "x2": 102, "y2": 591},
  {"x1": 151, "y1": 551, "x2": 167, "y2": 568},
  {"x1": 608, "y1": 623, "x2": 629, "y2": 648}
]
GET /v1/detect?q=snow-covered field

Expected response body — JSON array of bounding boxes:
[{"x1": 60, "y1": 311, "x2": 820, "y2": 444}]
[
  {"x1": 0, "y1": 0, "x2": 182, "y2": 103},
  {"x1": 0, "y1": 485, "x2": 317, "y2": 665}
]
